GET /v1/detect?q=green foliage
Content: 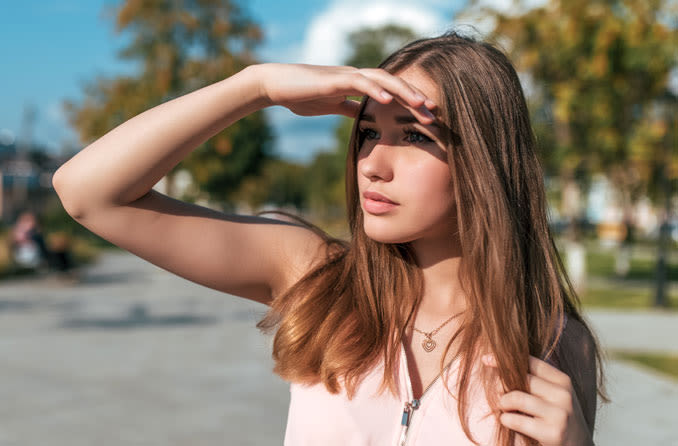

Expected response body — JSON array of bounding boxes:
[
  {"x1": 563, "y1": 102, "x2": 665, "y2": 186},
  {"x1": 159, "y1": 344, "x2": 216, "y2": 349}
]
[
  {"x1": 586, "y1": 247, "x2": 678, "y2": 281},
  {"x1": 63, "y1": 0, "x2": 273, "y2": 207},
  {"x1": 476, "y1": 0, "x2": 678, "y2": 205},
  {"x1": 610, "y1": 350, "x2": 678, "y2": 379},
  {"x1": 182, "y1": 109, "x2": 274, "y2": 208},
  {"x1": 232, "y1": 158, "x2": 308, "y2": 210},
  {"x1": 582, "y1": 286, "x2": 678, "y2": 309},
  {"x1": 345, "y1": 25, "x2": 418, "y2": 68}
]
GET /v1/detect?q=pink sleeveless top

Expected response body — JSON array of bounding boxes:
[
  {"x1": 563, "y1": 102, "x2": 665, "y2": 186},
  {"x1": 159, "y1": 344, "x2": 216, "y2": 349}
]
[{"x1": 284, "y1": 313, "x2": 568, "y2": 446}]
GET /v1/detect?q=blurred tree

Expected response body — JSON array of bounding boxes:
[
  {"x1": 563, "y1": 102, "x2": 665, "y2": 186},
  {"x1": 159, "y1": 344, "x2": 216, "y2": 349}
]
[
  {"x1": 345, "y1": 25, "x2": 418, "y2": 69},
  {"x1": 232, "y1": 158, "x2": 307, "y2": 211},
  {"x1": 63, "y1": 0, "x2": 274, "y2": 209},
  {"x1": 469, "y1": 0, "x2": 678, "y2": 306},
  {"x1": 305, "y1": 24, "x2": 418, "y2": 221},
  {"x1": 473, "y1": 0, "x2": 677, "y2": 209}
]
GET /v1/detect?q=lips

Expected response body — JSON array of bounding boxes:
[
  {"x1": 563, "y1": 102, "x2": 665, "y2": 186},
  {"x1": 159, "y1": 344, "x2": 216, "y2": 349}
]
[{"x1": 363, "y1": 191, "x2": 398, "y2": 205}]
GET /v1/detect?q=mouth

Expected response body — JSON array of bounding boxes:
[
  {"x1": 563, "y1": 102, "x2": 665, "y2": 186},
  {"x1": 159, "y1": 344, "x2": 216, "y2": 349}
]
[
  {"x1": 362, "y1": 191, "x2": 399, "y2": 215},
  {"x1": 362, "y1": 191, "x2": 398, "y2": 205}
]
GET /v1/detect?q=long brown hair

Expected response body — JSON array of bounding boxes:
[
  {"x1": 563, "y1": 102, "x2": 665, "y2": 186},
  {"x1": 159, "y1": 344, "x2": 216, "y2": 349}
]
[{"x1": 258, "y1": 30, "x2": 609, "y2": 446}]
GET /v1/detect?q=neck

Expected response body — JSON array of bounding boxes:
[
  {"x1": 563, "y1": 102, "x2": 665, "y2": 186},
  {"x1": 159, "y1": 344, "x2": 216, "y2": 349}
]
[{"x1": 409, "y1": 230, "x2": 467, "y2": 324}]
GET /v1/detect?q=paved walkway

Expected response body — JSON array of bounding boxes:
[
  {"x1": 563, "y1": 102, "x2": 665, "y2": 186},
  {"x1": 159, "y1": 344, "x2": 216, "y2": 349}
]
[{"x1": 0, "y1": 250, "x2": 676, "y2": 445}]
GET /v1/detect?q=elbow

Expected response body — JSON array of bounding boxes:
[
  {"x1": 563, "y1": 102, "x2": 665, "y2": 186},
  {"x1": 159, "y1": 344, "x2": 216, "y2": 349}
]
[{"x1": 52, "y1": 167, "x2": 86, "y2": 220}]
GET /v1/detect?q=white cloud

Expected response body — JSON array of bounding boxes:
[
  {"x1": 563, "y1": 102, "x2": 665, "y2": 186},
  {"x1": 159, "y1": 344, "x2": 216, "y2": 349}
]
[
  {"x1": 455, "y1": 0, "x2": 549, "y2": 36},
  {"x1": 263, "y1": 0, "x2": 453, "y2": 161},
  {"x1": 299, "y1": 0, "x2": 450, "y2": 66}
]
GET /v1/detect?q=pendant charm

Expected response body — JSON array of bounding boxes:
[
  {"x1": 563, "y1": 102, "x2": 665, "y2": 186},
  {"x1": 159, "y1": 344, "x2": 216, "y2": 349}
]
[{"x1": 422, "y1": 336, "x2": 436, "y2": 352}]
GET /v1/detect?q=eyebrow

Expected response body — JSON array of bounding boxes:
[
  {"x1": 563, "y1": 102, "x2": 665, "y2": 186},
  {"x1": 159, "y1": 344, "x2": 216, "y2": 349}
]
[{"x1": 359, "y1": 113, "x2": 442, "y2": 130}]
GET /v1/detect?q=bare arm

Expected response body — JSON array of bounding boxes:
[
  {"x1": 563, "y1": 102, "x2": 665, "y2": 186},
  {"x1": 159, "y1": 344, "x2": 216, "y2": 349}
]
[
  {"x1": 52, "y1": 64, "x2": 437, "y2": 305},
  {"x1": 53, "y1": 65, "x2": 266, "y2": 215}
]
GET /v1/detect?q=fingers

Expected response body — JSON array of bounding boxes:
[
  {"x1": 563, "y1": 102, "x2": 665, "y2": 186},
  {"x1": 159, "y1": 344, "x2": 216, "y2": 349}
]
[
  {"x1": 359, "y1": 68, "x2": 431, "y2": 107},
  {"x1": 528, "y1": 355, "x2": 572, "y2": 389},
  {"x1": 357, "y1": 68, "x2": 438, "y2": 124},
  {"x1": 498, "y1": 389, "x2": 560, "y2": 419},
  {"x1": 525, "y1": 373, "x2": 573, "y2": 407},
  {"x1": 497, "y1": 412, "x2": 543, "y2": 443},
  {"x1": 499, "y1": 394, "x2": 574, "y2": 446},
  {"x1": 271, "y1": 64, "x2": 439, "y2": 122},
  {"x1": 483, "y1": 354, "x2": 571, "y2": 387},
  {"x1": 342, "y1": 73, "x2": 396, "y2": 106},
  {"x1": 482, "y1": 354, "x2": 572, "y2": 399},
  {"x1": 482, "y1": 353, "x2": 584, "y2": 444},
  {"x1": 332, "y1": 67, "x2": 438, "y2": 124},
  {"x1": 392, "y1": 95, "x2": 438, "y2": 125}
]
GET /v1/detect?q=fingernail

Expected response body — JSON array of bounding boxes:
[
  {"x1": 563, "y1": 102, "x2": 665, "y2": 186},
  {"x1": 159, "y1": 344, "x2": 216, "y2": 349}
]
[
  {"x1": 415, "y1": 93, "x2": 426, "y2": 102},
  {"x1": 482, "y1": 354, "x2": 494, "y2": 364},
  {"x1": 422, "y1": 108, "x2": 436, "y2": 120},
  {"x1": 380, "y1": 91, "x2": 393, "y2": 100}
]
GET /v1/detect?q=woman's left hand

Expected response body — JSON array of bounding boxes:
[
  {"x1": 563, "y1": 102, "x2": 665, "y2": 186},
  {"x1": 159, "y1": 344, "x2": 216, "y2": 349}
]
[{"x1": 482, "y1": 354, "x2": 593, "y2": 446}]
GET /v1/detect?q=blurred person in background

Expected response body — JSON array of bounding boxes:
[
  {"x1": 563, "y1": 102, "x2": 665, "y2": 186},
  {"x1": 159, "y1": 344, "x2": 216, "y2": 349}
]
[
  {"x1": 47, "y1": 230, "x2": 77, "y2": 282},
  {"x1": 10, "y1": 210, "x2": 50, "y2": 271},
  {"x1": 615, "y1": 212, "x2": 635, "y2": 278},
  {"x1": 10, "y1": 210, "x2": 77, "y2": 282}
]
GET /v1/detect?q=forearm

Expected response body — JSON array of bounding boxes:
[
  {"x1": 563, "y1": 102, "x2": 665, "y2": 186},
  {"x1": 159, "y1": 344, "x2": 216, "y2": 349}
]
[{"x1": 53, "y1": 64, "x2": 268, "y2": 217}]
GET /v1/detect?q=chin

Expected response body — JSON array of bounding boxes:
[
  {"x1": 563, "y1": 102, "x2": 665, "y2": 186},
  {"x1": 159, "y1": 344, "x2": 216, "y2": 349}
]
[{"x1": 363, "y1": 224, "x2": 415, "y2": 245}]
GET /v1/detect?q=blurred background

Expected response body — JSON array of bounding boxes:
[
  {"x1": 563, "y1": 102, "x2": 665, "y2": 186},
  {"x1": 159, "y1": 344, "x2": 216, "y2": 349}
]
[{"x1": 0, "y1": 0, "x2": 676, "y2": 445}]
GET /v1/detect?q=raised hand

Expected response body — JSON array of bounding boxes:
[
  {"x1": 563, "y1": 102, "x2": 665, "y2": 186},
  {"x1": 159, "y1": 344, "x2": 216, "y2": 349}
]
[
  {"x1": 253, "y1": 63, "x2": 438, "y2": 124},
  {"x1": 482, "y1": 354, "x2": 594, "y2": 446}
]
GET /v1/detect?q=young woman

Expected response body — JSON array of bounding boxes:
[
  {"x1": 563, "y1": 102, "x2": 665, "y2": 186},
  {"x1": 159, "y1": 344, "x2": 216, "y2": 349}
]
[{"x1": 53, "y1": 31, "x2": 608, "y2": 445}]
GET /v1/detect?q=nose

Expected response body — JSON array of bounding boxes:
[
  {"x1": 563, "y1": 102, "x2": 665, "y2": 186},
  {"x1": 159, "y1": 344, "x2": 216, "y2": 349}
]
[{"x1": 358, "y1": 143, "x2": 394, "y2": 182}]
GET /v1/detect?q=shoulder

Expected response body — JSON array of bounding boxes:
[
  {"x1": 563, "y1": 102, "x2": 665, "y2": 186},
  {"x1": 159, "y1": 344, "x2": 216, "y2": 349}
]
[
  {"x1": 555, "y1": 314, "x2": 598, "y2": 433},
  {"x1": 558, "y1": 315, "x2": 596, "y2": 369}
]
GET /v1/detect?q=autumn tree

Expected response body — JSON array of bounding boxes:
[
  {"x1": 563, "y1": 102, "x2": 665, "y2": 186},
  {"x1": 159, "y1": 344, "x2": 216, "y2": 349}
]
[
  {"x1": 468, "y1": 0, "x2": 677, "y2": 212},
  {"x1": 465, "y1": 0, "x2": 678, "y2": 304},
  {"x1": 231, "y1": 158, "x2": 307, "y2": 211},
  {"x1": 63, "y1": 0, "x2": 274, "y2": 209}
]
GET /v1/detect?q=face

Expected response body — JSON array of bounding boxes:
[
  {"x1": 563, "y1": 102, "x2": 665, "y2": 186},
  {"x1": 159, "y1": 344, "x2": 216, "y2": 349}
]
[{"x1": 356, "y1": 66, "x2": 456, "y2": 244}]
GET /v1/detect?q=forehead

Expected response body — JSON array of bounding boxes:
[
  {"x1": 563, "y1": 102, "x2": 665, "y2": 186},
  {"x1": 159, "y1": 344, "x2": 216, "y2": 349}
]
[{"x1": 363, "y1": 66, "x2": 441, "y2": 116}]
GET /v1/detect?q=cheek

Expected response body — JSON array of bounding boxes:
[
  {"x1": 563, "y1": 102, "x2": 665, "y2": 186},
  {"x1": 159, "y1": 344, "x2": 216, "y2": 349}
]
[{"x1": 404, "y1": 163, "x2": 454, "y2": 207}]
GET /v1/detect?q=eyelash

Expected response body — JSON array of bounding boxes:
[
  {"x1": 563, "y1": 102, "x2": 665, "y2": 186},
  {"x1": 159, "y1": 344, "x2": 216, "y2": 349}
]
[{"x1": 358, "y1": 126, "x2": 434, "y2": 144}]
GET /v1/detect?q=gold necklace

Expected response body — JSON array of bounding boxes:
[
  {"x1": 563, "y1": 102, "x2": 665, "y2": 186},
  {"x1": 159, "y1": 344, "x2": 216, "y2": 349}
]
[{"x1": 412, "y1": 311, "x2": 464, "y2": 353}]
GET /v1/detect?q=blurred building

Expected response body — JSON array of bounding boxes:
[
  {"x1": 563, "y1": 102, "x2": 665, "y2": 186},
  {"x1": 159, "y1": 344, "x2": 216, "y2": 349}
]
[
  {"x1": 0, "y1": 140, "x2": 64, "y2": 224},
  {"x1": 586, "y1": 174, "x2": 662, "y2": 244}
]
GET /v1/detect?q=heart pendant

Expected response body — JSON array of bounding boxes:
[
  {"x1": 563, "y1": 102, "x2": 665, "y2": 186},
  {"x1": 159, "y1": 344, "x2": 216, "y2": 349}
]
[{"x1": 422, "y1": 338, "x2": 436, "y2": 352}]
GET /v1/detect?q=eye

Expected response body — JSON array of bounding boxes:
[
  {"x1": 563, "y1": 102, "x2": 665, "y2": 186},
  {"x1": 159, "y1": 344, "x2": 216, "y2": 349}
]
[
  {"x1": 359, "y1": 128, "x2": 379, "y2": 141},
  {"x1": 404, "y1": 130, "x2": 433, "y2": 144}
]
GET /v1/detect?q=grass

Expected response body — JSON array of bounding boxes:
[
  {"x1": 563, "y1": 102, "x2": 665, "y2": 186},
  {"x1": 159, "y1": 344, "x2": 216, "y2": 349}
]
[
  {"x1": 554, "y1": 239, "x2": 678, "y2": 310},
  {"x1": 609, "y1": 350, "x2": 678, "y2": 380},
  {"x1": 580, "y1": 286, "x2": 678, "y2": 309},
  {"x1": 586, "y1": 246, "x2": 678, "y2": 281}
]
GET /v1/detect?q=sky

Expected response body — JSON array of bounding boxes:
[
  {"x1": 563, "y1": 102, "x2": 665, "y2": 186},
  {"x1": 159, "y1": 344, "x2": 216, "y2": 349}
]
[{"x1": 0, "y1": 0, "x2": 507, "y2": 164}]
